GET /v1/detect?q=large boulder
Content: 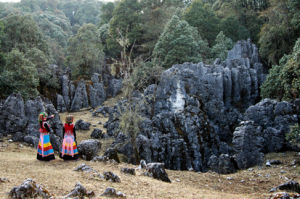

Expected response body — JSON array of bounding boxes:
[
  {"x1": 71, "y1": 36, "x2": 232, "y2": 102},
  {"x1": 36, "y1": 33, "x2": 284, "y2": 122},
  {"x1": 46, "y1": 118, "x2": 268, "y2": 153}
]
[
  {"x1": 75, "y1": 119, "x2": 91, "y2": 130},
  {"x1": 232, "y1": 121, "x2": 264, "y2": 169},
  {"x1": 144, "y1": 163, "x2": 171, "y2": 183},
  {"x1": 70, "y1": 80, "x2": 89, "y2": 112},
  {"x1": 78, "y1": 139, "x2": 101, "y2": 160}
]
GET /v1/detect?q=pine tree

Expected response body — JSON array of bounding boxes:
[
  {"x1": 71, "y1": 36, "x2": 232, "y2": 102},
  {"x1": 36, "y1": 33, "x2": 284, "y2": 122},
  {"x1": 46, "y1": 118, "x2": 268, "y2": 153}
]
[
  {"x1": 212, "y1": 31, "x2": 233, "y2": 60},
  {"x1": 153, "y1": 15, "x2": 203, "y2": 68}
]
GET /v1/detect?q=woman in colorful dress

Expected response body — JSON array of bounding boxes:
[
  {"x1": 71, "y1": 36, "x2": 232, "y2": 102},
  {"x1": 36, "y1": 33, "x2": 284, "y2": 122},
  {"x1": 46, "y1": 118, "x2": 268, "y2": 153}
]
[
  {"x1": 60, "y1": 115, "x2": 79, "y2": 160},
  {"x1": 37, "y1": 112, "x2": 55, "y2": 161}
]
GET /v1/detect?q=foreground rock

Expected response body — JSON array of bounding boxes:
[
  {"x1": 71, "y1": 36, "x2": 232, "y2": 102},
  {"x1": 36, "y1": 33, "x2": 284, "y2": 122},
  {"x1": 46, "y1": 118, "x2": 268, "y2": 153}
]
[
  {"x1": 78, "y1": 139, "x2": 101, "y2": 161},
  {"x1": 74, "y1": 164, "x2": 94, "y2": 172},
  {"x1": 103, "y1": 171, "x2": 121, "y2": 183},
  {"x1": 9, "y1": 179, "x2": 52, "y2": 199},
  {"x1": 269, "y1": 192, "x2": 300, "y2": 199},
  {"x1": 101, "y1": 187, "x2": 126, "y2": 198},
  {"x1": 270, "y1": 180, "x2": 300, "y2": 194},
  {"x1": 121, "y1": 168, "x2": 136, "y2": 175},
  {"x1": 144, "y1": 163, "x2": 171, "y2": 183},
  {"x1": 63, "y1": 182, "x2": 95, "y2": 199}
]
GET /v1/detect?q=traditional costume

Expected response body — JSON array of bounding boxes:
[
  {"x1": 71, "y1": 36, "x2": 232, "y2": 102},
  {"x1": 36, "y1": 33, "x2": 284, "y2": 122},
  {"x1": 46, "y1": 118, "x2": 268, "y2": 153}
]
[
  {"x1": 60, "y1": 115, "x2": 78, "y2": 160},
  {"x1": 37, "y1": 112, "x2": 55, "y2": 161}
]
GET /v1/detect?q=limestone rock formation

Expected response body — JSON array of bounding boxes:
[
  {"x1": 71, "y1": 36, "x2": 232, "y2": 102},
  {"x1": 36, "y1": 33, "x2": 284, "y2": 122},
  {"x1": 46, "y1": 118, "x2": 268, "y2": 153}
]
[
  {"x1": 106, "y1": 78, "x2": 122, "y2": 98},
  {"x1": 70, "y1": 80, "x2": 89, "y2": 112},
  {"x1": 103, "y1": 40, "x2": 275, "y2": 173},
  {"x1": 0, "y1": 94, "x2": 63, "y2": 150},
  {"x1": 89, "y1": 73, "x2": 106, "y2": 108}
]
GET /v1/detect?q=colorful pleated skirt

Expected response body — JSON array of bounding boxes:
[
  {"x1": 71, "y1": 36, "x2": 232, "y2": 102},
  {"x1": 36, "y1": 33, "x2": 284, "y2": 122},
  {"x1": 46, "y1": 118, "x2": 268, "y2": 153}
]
[
  {"x1": 37, "y1": 133, "x2": 55, "y2": 161},
  {"x1": 59, "y1": 134, "x2": 78, "y2": 160}
]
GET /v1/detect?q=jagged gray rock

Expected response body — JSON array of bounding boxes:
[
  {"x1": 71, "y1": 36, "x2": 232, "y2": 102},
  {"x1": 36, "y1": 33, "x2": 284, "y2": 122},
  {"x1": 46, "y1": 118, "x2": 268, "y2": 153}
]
[
  {"x1": 75, "y1": 119, "x2": 91, "y2": 130},
  {"x1": 63, "y1": 182, "x2": 95, "y2": 199},
  {"x1": 56, "y1": 94, "x2": 67, "y2": 113},
  {"x1": 0, "y1": 94, "x2": 63, "y2": 151},
  {"x1": 78, "y1": 139, "x2": 101, "y2": 161},
  {"x1": 70, "y1": 80, "x2": 89, "y2": 112},
  {"x1": 103, "y1": 40, "x2": 271, "y2": 173},
  {"x1": 106, "y1": 78, "x2": 122, "y2": 97},
  {"x1": 120, "y1": 168, "x2": 136, "y2": 175},
  {"x1": 9, "y1": 178, "x2": 52, "y2": 199},
  {"x1": 89, "y1": 73, "x2": 106, "y2": 108},
  {"x1": 101, "y1": 187, "x2": 126, "y2": 198},
  {"x1": 144, "y1": 163, "x2": 171, "y2": 183},
  {"x1": 0, "y1": 94, "x2": 26, "y2": 135},
  {"x1": 232, "y1": 121, "x2": 264, "y2": 169},
  {"x1": 91, "y1": 128, "x2": 103, "y2": 139},
  {"x1": 103, "y1": 171, "x2": 121, "y2": 183}
]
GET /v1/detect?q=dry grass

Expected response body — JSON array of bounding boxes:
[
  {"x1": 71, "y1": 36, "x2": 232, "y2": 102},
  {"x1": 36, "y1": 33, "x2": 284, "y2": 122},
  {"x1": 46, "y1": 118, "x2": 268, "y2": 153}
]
[
  {"x1": 0, "y1": 140, "x2": 299, "y2": 199},
  {"x1": 0, "y1": 108, "x2": 299, "y2": 198}
]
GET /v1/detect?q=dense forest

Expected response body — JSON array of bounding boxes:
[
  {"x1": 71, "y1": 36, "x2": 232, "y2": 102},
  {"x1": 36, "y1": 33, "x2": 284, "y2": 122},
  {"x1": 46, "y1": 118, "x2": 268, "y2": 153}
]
[{"x1": 0, "y1": 0, "x2": 299, "y2": 101}]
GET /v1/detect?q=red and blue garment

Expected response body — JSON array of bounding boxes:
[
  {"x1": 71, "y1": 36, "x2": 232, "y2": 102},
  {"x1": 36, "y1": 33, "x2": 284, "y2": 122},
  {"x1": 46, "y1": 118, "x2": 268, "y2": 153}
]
[
  {"x1": 37, "y1": 121, "x2": 55, "y2": 161},
  {"x1": 60, "y1": 123, "x2": 78, "y2": 160}
]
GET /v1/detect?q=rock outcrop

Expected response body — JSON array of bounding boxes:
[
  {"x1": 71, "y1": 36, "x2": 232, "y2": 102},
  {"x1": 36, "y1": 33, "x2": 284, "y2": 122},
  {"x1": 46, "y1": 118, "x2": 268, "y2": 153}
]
[
  {"x1": 104, "y1": 40, "x2": 269, "y2": 173},
  {"x1": 58, "y1": 73, "x2": 122, "y2": 112},
  {"x1": 0, "y1": 94, "x2": 63, "y2": 150}
]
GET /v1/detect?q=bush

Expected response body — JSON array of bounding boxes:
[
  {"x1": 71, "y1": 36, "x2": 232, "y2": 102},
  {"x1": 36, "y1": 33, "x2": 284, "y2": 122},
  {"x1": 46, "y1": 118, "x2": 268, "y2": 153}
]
[{"x1": 286, "y1": 124, "x2": 300, "y2": 146}]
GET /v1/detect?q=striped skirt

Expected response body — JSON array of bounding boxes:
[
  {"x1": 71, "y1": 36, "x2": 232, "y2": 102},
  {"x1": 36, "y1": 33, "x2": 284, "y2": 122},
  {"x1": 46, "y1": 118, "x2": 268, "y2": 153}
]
[
  {"x1": 37, "y1": 133, "x2": 55, "y2": 161},
  {"x1": 59, "y1": 134, "x2": 78, "y2": 160}
]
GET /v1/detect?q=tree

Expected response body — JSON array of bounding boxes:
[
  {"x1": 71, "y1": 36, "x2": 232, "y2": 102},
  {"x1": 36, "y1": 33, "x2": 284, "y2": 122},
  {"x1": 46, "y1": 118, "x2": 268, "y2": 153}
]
[
  {"x1": 1, "y1": 14, "x2": 48, "y2": 55},
  {"x1": 219, "y1": 16, "x2": 249, "y2": 42},
  {"x1": 184, "y1": 0, "x2": 220, "y2": 45},
  {"x1": 153, "y1": 15, "x2": 204, "y2": 68},
  {"x1": 108, "y1": 0, "x2": 142, "y2": 56},
  {"x1": 281, "y1": 38, "x2": 300, "y2": 100},
  {"x1": 139, "y1": 0, "x2": 179, "y2": 57},
  {"x1": 0, "y1": 49, "x2": 39, "y2": 99},
  {"x1": 260, "y1": 38, "x2": 300, "y2": 100},
  {"x1": 212, "y1": 31, "x2": 233, "y2": 60},
  {"x1": 259, "y1": 0, "x2": 300, "y2": 66},
  {"x1": 99, "y1": 2, "x2": 115, "y2": 26},
  {"x1": 67, "y1": 24, "x2": 105, "y2": 79}
]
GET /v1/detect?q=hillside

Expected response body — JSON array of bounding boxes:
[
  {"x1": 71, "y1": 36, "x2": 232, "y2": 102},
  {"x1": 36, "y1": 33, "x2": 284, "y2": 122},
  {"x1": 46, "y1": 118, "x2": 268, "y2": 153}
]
[{"x1": 0, "y1": 108, "x2": 299, "y2": 199}]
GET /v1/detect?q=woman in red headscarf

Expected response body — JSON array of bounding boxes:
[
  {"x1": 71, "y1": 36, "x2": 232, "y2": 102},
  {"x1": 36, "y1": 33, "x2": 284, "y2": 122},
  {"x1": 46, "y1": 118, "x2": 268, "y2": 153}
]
[
  {"x1": 37, "y1": 112, "x2": 55, "y2": 161},
  {"x1": 59, "y1": 115, "x2": 79, "y2": 160}
]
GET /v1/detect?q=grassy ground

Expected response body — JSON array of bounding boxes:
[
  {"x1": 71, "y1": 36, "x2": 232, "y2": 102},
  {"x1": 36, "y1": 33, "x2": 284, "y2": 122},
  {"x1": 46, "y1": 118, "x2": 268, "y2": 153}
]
[
  {"x1": 0, "y1": 141, "x2": 299, "y2": 199},
  {"x1": 0, "y1": 106, "x2": 299, "y2": 198}
]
